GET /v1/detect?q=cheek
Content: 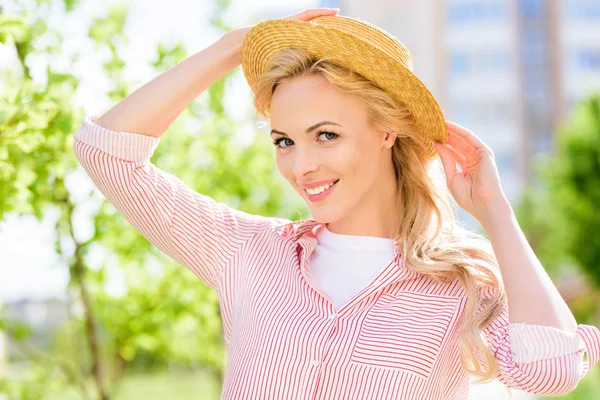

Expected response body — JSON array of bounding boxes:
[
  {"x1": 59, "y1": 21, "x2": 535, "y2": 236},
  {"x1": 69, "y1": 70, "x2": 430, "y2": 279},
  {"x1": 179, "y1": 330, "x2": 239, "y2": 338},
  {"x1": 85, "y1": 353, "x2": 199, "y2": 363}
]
[
  {"x1": 274, "y1": 143, "x2": 366, "y2": 182},
  {"x1": 335, "y1": 142, "x2": 371, "y2": 175},
  {"x1": 349, "y1": 144, "x2": 383, "y2": 181},
  {"x1": 275, "y1": 156, "x2": 294, "y2": 183}
]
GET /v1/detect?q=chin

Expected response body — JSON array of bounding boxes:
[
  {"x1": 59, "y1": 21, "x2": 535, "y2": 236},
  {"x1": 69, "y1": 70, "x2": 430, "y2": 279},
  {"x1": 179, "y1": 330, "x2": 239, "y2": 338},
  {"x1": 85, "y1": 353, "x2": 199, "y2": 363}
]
[{"x1": 309, "y1": 208, "x2": 343, "y2": 224}]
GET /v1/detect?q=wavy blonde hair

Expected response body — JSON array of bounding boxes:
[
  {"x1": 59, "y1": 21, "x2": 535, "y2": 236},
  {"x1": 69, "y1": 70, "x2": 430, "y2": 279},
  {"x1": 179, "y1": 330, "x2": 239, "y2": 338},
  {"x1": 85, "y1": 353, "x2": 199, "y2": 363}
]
[{"x1": 250, "y1": 48, "x2": 508, "y2": 386}]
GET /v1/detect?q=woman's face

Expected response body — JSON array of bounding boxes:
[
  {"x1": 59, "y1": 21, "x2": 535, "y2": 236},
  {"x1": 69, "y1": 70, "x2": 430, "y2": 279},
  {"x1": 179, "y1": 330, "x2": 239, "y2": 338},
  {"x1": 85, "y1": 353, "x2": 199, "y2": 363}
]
[{"x1": 269, "y1": 74, "x2": 397, "y2": 224}]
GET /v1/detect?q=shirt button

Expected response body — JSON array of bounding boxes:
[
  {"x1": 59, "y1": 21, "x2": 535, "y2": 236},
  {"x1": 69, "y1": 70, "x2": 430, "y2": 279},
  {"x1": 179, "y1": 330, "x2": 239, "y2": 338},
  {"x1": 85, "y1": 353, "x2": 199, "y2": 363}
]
[
  {"x1": 373, "y1": 279, "x2": 382, "y2": 286},
  {"x1": 328, "y1": 312, "x2": 336, "y2": 319},
  {"x1": 311, "y1": 359, "x2": 319, "y2": 367}
]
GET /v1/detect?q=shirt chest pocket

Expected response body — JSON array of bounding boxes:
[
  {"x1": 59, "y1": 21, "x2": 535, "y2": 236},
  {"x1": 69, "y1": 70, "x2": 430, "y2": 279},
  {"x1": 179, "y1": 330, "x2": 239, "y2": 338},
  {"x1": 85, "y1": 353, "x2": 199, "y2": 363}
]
[{"x1": 349, "y1": 291, "x2": 460, "y2": 379}]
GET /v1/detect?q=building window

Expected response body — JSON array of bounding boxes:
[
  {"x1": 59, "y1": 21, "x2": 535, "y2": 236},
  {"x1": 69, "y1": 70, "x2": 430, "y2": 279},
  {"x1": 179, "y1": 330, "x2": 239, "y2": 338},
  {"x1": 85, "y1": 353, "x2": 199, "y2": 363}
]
[
  {"x1": 449, "y1": 100, "x2": 511, "y2": 125},
  {"x1": 479, "y1": 51, "x2": 509, "y2": 72},
  {"x1": 566, "y1": 1, "x2": 600, "y2": 19},
  {"x1": 523, "y1": 44, "x2": 545, "y2": 66},
  {"x1": 449, "y1": 50, "x2": 508, "y2": 75},
  {"x1": 451, "y1": 52, "x2": 469, "y2": 75},
  {"x1": 520, "y1": 0, "x2": 544, "y2": 18},
  {"x1": 524, "y1": 72, "x2": 545, "y2": 93},
  {"x1": 447, "y1": 1, "x2": 506, "y2": 25},
  {"x1": 577, "y1": 49, "x2": 600, "y2": 70}
]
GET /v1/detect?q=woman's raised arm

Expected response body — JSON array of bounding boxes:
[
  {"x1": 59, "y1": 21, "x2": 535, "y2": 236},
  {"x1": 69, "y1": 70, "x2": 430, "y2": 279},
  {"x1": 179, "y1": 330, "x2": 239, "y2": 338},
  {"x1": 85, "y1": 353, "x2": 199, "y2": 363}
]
[
  {"x1": 94, "y1": 7, "x2": 340, "y2": 138},
  {"x1": 72, "y1": 8, "x2": 339, "y2": 289},
  {"x1": 94, "y1": 31, "x2": 243, "y2": 138},
  {"x1": 73, "y1": 115, "x2": 290, "y2": 291}
]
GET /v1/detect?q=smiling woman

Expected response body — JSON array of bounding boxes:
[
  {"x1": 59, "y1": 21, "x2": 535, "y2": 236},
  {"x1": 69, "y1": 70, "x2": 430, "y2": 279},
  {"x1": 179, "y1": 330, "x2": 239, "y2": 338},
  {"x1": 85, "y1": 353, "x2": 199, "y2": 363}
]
[
  {"x1": 265, "y1": 73, "x2": 400, "y2": 229},
  {"x1": 72, "y1": 9, "x2": 599, "y2": 400},
  {"x1": 241, "y1": 15, "x2": 600, "y2": 399}
]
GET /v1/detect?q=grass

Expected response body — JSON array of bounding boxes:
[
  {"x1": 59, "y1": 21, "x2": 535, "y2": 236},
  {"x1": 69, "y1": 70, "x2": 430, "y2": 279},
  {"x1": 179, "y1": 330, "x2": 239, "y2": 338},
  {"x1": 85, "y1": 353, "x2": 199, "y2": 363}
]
[
  {"x1": 113, "y1": 370, "x2": 221, "y2": 400},
  {"x1": 24, "y1": 363, "x2": 600, "y2": 399},
  {"x1": 43, "y1": 370, "x2": 221, "y2": 400}
]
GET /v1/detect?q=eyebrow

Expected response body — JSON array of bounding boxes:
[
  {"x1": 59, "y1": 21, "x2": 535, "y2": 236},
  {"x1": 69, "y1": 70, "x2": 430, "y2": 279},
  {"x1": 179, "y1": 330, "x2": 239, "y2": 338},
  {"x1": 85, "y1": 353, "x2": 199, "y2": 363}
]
[{"x1": 270, "y1": 121, "x2": 342, "y2": 137}]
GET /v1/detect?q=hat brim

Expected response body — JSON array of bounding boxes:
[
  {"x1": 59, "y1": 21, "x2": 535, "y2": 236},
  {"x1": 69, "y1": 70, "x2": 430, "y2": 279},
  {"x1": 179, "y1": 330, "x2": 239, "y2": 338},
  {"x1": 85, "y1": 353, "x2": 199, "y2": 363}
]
[{"x1": 241, "y1": 18, "x2": 447, "y2": 161}]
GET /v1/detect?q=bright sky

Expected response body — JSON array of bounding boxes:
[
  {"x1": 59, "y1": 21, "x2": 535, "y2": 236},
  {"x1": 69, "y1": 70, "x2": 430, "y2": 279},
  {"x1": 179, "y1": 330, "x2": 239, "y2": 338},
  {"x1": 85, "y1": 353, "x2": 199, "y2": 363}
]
[{"x1": 0, "y1": 0, "x2": 320, "y2": 302}]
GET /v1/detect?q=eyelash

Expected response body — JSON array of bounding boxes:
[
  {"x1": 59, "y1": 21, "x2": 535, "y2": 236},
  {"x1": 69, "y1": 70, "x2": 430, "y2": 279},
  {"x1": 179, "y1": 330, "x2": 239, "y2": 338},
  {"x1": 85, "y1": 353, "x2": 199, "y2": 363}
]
[{"x1": 272, "y1": 131, "x2": 340, "y2": 149}]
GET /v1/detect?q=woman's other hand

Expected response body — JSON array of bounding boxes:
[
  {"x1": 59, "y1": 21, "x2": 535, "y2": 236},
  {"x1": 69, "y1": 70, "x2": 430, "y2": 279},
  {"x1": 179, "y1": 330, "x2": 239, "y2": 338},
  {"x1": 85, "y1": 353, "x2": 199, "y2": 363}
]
[{"x1": 222, "y1": 8, "x2": 341, "y2": 56}]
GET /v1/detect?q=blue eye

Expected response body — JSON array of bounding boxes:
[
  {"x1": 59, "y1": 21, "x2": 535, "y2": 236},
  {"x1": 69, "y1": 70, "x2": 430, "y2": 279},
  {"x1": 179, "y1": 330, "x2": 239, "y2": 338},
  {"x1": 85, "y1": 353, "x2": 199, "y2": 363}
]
[
  {"x1": 272, "y1": 137, "x2": 293, "y2": 149},
  {"x1": 272, "y1": 131, "x2": 339, "y2": 149},
  {"x1": 319, "y1": 131, "x2": 338, "y2": 141}
]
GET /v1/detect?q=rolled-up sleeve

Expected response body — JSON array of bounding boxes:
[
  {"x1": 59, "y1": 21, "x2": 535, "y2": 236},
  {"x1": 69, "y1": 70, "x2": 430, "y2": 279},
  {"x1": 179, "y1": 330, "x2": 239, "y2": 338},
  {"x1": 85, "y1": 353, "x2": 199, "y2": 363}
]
[
  {"x1": 72, "y1": 114, "x2": 290, "y2": 291},
  {"x1": 473, "y1": 286, "x2": 600, "y2": 396}
]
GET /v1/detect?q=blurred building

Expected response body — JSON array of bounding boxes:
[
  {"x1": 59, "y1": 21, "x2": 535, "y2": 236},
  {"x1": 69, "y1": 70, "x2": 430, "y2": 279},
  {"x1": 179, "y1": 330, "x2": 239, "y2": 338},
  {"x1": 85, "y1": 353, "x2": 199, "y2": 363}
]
[
  {"x1": 3, "y1": 298, "x2": 70, "y2": 353},
  {"x1": 4, "y1": 298, "x2": 68, "y2": 330},
  {"x1": 319, "y1": 0, "x2": 600, "y2": 227}
]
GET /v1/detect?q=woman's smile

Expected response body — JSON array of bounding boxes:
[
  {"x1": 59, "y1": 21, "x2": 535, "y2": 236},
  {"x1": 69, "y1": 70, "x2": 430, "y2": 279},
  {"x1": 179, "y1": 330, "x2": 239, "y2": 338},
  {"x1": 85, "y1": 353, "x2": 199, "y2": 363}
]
[{"x1": 304, "y1": 179, "x2": 340, "y2": 201}]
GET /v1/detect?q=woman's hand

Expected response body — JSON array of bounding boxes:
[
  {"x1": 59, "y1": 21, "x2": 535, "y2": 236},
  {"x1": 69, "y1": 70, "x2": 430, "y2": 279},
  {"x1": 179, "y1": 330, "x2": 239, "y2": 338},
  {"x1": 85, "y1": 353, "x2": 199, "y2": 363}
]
[
  {"x1": 281, "y1": 7, "x2": 340, "y2": 21},
  {"x1": 220, "y1": 8, "x2": 340, "y2": 68},
  {"x1": 433, "y1": 121, "x2": 509, "y2": 224},
  {"x1": 223, "y1": 8, "x2": 340, "y2": 51}
]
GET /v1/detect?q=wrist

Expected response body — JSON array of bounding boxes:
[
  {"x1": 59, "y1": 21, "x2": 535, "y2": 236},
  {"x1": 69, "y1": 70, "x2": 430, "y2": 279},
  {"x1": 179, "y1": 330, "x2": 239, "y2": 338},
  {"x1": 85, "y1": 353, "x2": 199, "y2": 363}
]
[
  {"x1": 476, "y1": 196, "x2": 514, "y2": 229},
  {"x1": 218, "y1": 28, "x2": 250, "y2": 64}
]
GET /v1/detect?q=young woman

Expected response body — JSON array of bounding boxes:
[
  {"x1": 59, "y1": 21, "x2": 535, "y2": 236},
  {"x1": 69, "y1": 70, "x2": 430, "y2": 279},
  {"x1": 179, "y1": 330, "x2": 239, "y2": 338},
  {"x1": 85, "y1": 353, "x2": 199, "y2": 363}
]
[{"x1": 73, "y1": 8, "x2": 599, "y2": 400}]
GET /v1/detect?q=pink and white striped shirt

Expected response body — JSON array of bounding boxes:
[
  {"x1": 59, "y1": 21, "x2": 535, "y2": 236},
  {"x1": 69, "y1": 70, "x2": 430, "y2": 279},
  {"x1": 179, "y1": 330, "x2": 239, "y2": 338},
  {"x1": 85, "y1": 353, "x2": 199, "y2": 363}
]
[{"x1": 73, "y1": 115, "x2": 600, "y2": 399}]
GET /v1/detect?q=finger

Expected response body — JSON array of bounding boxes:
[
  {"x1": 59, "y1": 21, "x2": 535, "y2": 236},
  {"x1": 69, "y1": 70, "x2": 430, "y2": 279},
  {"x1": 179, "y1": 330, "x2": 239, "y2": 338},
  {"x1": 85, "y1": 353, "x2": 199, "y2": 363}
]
[
  {"x1": 302, "y1": 9, "x2": 339, "y2": 20},
  {"x1": 434, "y1": 143, "x2": 458, "y2": 179},
  {"x1": 285, "y1": 8, "x2": 339, "y2": 21},
  {"x1": 447, "y1": 132, "x2": 473, "y2": 156},
  {"x1": 446, "y1": 121, "x2": 488, "y2": 151},
  {"x1": 444, "y1": 143, "x2": 466, "y2": 167},
  {"x1": 302, "y1": 8, "x2": 339, "y2": 15}
]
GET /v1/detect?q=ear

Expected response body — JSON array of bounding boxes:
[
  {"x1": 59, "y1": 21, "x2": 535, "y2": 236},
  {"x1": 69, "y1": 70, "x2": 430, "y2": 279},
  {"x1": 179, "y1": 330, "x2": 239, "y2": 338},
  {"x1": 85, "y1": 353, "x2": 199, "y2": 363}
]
[{"x1": 382, "y1": 131, "x2": 397, "y2": 149}]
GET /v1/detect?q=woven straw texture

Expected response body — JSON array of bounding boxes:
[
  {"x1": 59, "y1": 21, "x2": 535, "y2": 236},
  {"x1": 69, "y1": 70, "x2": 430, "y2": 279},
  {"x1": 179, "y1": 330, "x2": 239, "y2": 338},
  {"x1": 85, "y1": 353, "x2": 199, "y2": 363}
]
[{"x1": 241, "y1": 15, "x2": 447, "y2": 161}]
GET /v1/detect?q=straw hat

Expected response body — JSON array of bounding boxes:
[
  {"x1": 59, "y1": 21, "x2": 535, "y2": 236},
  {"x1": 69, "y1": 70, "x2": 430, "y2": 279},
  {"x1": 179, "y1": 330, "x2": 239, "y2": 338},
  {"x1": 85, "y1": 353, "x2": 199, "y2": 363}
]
[{"x1": 240, "y1": 14, "x2": 447, "y2": 161}]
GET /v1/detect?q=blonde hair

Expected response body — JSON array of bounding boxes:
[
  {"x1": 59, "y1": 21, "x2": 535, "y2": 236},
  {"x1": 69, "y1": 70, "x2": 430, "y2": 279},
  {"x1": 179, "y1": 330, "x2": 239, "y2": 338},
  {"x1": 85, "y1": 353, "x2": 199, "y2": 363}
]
[{"x1": 250, "y1": 48, "x2": 508, "y2": 387}]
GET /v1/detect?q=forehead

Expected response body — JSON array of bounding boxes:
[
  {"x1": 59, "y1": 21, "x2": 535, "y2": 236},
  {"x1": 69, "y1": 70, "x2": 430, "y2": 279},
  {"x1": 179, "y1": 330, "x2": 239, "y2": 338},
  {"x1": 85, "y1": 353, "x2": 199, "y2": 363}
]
[{"x1": 270, "y1": 75, "x2": 367, "y2": 127}]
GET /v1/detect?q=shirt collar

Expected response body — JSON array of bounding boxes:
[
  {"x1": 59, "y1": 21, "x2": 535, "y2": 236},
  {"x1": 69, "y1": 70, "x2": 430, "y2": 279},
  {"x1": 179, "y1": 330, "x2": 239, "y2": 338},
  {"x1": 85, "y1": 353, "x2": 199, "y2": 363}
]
[
  {"x1": 274, "y1": 218, "x2": 321, "y2": 241},
  {"x1": 275, "y1": 218, "x2": 419, "y2": 287},
  {"x1": 274, "y1": 218, "x2": 404, "y2": 257}
]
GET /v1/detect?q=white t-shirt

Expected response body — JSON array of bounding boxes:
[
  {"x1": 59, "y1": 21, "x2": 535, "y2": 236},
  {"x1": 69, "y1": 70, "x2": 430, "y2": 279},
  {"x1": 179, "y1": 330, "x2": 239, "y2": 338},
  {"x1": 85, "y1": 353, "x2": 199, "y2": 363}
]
[{"x1": 310, "y1": 224, "x2": 397, "y2": 309}]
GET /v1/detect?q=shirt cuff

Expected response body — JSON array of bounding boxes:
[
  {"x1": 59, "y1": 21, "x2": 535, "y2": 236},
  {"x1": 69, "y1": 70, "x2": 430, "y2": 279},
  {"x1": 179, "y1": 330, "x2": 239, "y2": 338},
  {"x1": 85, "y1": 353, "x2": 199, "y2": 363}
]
[
  {"x1": 576, "y1": 324, "x2": 600, "y2": 372},
  {"x1": 74, "y1": 114, "x2": 161, "y2": 163},
  {"x1": 509, "y1": 322, "x2": 598, "y2": 365}
]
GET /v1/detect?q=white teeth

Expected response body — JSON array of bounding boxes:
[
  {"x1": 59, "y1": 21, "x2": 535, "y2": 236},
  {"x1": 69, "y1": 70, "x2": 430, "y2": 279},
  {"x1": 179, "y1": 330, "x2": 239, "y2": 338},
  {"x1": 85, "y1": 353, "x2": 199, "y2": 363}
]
[{"x1": 306, "y1": 181, "x2": 336, "y2": 195}]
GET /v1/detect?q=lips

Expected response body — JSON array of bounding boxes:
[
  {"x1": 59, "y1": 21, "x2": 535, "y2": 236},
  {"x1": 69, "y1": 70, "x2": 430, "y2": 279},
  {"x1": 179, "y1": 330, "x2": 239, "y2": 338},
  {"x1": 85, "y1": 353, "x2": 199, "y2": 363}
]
[
  {"x1": 304, "y1": 179, "x2": 339, "y2": 192},
  {"x1": 304, "y1": 179, "x2": 339, "y2": 201},
  {"x1": 299, "y1": 178, "x2": 340, "y2": 190}
]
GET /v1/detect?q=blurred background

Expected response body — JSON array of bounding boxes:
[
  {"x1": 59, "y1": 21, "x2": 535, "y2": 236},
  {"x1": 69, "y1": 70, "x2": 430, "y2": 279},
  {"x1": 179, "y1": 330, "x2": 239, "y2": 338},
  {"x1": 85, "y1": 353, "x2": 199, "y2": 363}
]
[{"x1": 1, "y1": 0, "x2": 599, "y2": 398}]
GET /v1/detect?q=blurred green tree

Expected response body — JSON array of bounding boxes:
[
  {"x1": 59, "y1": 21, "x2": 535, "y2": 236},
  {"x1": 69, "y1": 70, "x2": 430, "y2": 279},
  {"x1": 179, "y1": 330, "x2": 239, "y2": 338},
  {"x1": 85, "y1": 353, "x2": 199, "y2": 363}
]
[
  {"x1": 0, "y1": 0, "x2": 306, "y2": 398},
  {"x1": 515, "y1": 95, "x2": 600, "y2": 398},
  {"x1": 516, "y1": 95, "x2": 600, "y2": 291}
]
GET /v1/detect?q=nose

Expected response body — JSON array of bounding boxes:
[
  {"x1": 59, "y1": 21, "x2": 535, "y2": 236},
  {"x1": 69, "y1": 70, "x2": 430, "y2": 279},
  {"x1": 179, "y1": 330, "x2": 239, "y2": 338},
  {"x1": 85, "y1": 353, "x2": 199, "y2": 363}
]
[{"x1": 292, "y1": 149, "x2": 320, "y2": 178}]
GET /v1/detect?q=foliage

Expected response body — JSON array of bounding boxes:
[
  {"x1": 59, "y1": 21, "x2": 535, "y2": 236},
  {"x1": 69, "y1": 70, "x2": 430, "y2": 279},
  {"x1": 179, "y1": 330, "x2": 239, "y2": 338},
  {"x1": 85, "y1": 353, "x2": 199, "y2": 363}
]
[
  {"x1": 0, "y1": 0, "x2": 307, "y2": 398},
  {"x1": 516, "y1": 95, "x2": 600, "y2": 290},
  {"x1": 515, "y1": 95, "x2": 600, "y2": 398}
]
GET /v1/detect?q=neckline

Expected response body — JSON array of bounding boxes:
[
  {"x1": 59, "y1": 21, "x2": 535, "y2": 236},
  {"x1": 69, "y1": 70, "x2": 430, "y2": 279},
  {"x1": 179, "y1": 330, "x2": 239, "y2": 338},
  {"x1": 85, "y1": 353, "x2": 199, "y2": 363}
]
[{"x1": 315, "y1": 224, "x2": 396, "y2": 250}]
